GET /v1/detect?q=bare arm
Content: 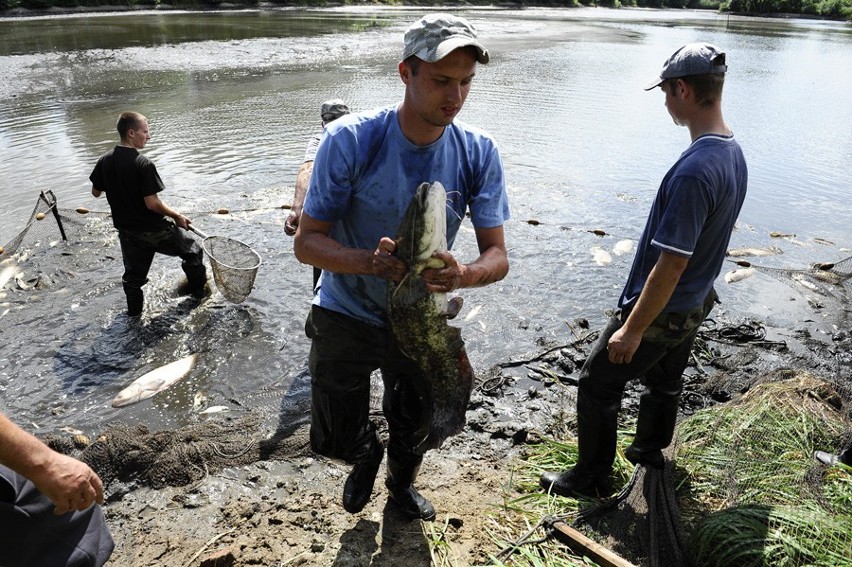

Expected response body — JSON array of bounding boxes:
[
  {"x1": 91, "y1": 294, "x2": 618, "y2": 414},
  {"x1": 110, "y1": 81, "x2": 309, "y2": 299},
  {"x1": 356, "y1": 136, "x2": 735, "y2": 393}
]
[
  {"x1": 285, "y1": 161, "x2": 313, "y2": 236},
  {"x1": 421, "y1": 225, "x2": 509, "y2": 293},
  {"x1": 144, "y1": 193, "x2": 191, "y2": 230},
  {"x1": 607, "y1": 250, "x2": 689, "y2": 364},
  {"x1": 0, "y1": 413, "x2": 104, "y2": 515},
  {"x1": 294, "y1": 212, "x2": 406, "y2": 281}
]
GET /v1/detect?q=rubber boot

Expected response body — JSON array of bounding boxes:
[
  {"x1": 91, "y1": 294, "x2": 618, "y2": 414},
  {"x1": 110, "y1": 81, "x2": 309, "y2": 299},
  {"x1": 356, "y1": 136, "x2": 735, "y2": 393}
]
[
  {"x1": 342, "y1": 437, "x2": 384, "y2": 514},
  {"x1": 124, "y1": 286, "x2": 144, "y2": 317},
  {"x1": 841, "y1": 446, "x2": 852, "y2": 467},
  {"x1": 624, "y1": 391, "x2": 679, "y2": 469},
  {"x1": 385, "y1": 458, "x2": 436, "y2": 521},
  {"x1": 541, "y1": 380, "x2": 620, "y2": 497}
]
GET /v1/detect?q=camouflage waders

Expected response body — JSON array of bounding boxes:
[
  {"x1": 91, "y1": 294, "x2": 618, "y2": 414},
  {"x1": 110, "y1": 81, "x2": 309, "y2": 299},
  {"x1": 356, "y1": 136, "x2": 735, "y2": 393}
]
[{"x1": 574, "y1": 289, "x2": 718, "y2": 477}]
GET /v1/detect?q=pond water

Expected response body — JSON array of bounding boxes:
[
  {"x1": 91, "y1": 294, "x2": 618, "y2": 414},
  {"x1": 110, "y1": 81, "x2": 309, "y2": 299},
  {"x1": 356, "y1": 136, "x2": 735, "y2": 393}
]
[{"x1": 0, "y1": 7, "x2": 849, "y2": 436}]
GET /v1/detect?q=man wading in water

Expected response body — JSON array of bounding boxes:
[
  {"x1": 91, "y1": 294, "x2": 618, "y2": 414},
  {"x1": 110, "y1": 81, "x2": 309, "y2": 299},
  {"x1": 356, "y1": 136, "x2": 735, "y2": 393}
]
[
  {"x1": 294, "y1": 13, "x2": 510, "y2": 520},
  {"x1": 541, "y1": 43, "x2": 747, "y2": 497},
  {"x1": 90, "y1": 111, "x2": 208, "y2": 317}
]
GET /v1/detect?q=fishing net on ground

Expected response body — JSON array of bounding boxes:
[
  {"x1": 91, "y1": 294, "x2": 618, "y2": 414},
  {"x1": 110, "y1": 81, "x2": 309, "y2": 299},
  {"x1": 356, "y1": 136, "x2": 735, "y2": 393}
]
[
  {"x1": 41, "y1": 414, "x2": 313, "y2": 491},
  {"x1": 560, "y1": 371, "x2": 852, "y2": 567}
]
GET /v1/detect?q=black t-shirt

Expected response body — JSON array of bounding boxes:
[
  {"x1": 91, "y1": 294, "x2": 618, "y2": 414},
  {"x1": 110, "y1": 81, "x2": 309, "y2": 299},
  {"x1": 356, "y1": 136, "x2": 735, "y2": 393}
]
[{"x1": 89, "y1": 146, "x2": 169, "y2": 232}]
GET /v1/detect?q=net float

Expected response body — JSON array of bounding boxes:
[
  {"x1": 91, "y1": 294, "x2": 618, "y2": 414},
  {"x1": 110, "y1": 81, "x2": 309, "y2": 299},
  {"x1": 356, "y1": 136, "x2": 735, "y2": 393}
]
[
  {"x1": 217, "y1": 208, "x2": 229, "y2": 215},
  {"x1": 76, "y1": 207, "x2": 90, "y2": 214},
  {"x1": 35, "y1": 212, "x2": 46, "y2": 220}
]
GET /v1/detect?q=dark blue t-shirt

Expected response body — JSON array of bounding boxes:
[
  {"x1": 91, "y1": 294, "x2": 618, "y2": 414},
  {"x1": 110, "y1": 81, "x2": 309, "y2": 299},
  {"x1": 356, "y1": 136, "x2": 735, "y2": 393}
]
[{"x1": 619, "y1": 134, "x2": 748, "y2": 313}]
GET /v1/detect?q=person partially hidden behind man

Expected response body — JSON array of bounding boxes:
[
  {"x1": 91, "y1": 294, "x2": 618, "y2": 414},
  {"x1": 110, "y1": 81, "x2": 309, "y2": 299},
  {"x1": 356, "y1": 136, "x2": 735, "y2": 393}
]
[
  {"x1": 0, "y1": 412, "x2": 114, "y2": 566},
  {"x1": 90, "y1": 111, "x2": 208, "y2": 317},
  {"x1": 284, "y1": 99, "x2": 351, "y2": 289},
  {"x1": 540, "y1": 43, "x2": 747, "y2": 498},
  {"x1": 294, "y1": 13, "x2": 510, "y2": 520}
]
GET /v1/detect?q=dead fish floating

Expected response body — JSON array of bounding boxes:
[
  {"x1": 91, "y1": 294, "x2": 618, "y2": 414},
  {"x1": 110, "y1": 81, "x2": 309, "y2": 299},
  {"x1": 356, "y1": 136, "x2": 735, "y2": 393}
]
[
  {"x1": 112, "y1": 354, "x2": 197, "y2": 408},
  {"x1": 726, "y1": 246, "x2": 782, "y2": 257},
  {"x1": 612, "y1": 239, "x2": 634, "y2": 256},
  {"x1": 592, "y1": 247, "x2": 613, "y2": 266},
  {"x1": 388, "y1": 181, "x2": 475, "y2": 452},
  {"x1": 724, "y1": 267, "x2": 756, "y2": 283}
]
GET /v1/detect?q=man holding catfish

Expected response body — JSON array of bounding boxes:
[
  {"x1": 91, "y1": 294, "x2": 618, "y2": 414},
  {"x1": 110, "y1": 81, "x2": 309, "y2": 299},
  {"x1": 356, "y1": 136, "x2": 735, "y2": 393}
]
[{"x1": 294, "y1": 13, "x2": 509, "y2": 520}]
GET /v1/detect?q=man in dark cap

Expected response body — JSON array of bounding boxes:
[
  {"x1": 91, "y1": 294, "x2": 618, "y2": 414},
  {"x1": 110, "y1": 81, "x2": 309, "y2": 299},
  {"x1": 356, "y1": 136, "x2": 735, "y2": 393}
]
[
  {"x1": 540, "y1": 43, "x2": 747, "y2": 498},
  {"x1": 294, "y1": 13, "x2": 509, "y2": 520},
  {"x1": 285, "y1": 99, "x2": 352, "y2": 288}
]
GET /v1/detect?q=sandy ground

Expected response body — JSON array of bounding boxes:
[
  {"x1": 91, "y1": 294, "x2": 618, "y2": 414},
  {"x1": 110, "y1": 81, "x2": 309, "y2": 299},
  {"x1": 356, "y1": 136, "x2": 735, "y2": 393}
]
[{"x1": 91, "y1": 310, "x2": 851, "y2": 567}]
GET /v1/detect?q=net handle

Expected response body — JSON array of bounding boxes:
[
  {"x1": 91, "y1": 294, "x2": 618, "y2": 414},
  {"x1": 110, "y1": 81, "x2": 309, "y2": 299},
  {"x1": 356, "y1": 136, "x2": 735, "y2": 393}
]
[{"x1": 188, "y1": 225, "x2": 209, "y2": 240}]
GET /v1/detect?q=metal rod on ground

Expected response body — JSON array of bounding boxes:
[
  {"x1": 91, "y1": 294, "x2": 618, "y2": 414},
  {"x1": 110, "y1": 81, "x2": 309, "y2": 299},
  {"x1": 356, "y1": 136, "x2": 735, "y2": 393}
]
[{"x1": 549, "y1": 520, "x2": 637, "y2": 567}]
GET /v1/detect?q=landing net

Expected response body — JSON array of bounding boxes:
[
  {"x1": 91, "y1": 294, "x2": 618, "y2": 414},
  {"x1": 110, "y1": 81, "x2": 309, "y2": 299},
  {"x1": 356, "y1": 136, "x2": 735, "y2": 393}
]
[{"x1": 200, "y1": 234, "x2": 261, "y2": 304}]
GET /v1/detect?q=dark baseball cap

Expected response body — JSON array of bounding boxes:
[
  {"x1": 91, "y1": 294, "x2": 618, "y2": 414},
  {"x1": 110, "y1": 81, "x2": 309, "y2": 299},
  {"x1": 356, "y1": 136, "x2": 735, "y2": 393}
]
[
  {"x1": 644, "y1": 43, "x2": 727, "y2": 91},
  {"x1": 320, "y1": 99, "x2": 350, "y2": 124}
]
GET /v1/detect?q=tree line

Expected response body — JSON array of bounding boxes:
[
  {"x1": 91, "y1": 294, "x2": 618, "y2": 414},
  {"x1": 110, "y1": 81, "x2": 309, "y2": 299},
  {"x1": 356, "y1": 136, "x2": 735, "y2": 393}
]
[{"x1": 1, "y1": 0, "x2": 849, "y2": 23}]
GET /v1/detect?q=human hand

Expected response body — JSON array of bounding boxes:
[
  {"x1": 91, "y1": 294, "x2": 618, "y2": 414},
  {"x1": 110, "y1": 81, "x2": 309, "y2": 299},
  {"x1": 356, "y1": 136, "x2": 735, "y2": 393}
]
[
  {"x1": 284, "y1": 208, "x2": 300, "y2": 236},
  {"x1": 607, "y1": 326, "x2": 641, "y2": 364},
  {"x1": 31, "y1": 453, "x2": 105, "y2": 515},
  {"x1": 421, "y1": 250, "x2": 463, "y2": 293},
  {"x1": 371, "y1": 237, "x2": 406, "y2": 281},
  {"x1": 175, "y1": 215, "x2": 190, "y2": 230}
]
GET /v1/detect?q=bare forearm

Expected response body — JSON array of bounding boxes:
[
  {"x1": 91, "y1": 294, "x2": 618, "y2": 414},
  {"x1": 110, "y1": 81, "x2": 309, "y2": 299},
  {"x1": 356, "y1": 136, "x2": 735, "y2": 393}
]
[
  {"x1": 459, "y1": 245, "x2": 509, "y2": 288},
  {"x1": 294, "y1": 232, "x2": 374, "y2": 275},
  {"x1": 292, "y1": 163, "x2": 312, "y2": 212},
  {"x1": 0, "y1": 413, "x2": 53, "y2": 478}
]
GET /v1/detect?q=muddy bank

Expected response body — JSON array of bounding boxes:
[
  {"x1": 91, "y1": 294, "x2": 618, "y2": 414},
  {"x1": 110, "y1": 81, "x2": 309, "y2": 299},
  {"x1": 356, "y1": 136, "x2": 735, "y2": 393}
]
[{"x1": 46, "y1": 306, "x2": 850, "y2": 566}]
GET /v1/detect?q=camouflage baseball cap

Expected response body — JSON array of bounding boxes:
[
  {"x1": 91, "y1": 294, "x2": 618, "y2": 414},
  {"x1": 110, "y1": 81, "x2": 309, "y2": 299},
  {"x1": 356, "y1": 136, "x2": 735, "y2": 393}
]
[
  {"x1": 644, "y1": 43, "x2": 727, "y2": 91},
  {"x1": 320, "y1": 99, "x2": 350, "y2": 124},
  {"x1": 402, "y1": 13, "x2": 489, "y2": 65}
]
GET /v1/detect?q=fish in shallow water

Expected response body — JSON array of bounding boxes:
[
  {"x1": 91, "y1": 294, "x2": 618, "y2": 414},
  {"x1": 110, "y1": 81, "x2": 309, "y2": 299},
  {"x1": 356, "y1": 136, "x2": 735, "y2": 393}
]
[
  {"x1": 388, "y1": 181, "x2": 475, "y2": 452},
  {"x1": 724, "y1": 267, "x2": 756, "y2": 283},
  {"x1": 112, "y1": 354, "x2": 197, "y2": 408},
  {"x1": 726, "y1": 246, "x2": 783, "y2": 257}
]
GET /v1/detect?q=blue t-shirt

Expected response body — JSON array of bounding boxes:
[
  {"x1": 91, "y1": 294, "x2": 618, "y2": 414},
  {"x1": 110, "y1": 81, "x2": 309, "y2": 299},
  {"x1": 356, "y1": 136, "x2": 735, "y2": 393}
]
[
  {"x1": 303, "y1": 106, "x2": 510, "y2": 327},
  {"x1": 619, "y1": 134, "x2": 748, "y2": 313}
]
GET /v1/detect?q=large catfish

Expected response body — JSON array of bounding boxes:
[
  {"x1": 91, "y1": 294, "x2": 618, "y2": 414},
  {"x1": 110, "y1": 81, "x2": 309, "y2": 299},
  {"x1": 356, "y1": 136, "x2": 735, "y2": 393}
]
[{"x1": 388, "y1": 181, "x2": 475, "y2": 452}]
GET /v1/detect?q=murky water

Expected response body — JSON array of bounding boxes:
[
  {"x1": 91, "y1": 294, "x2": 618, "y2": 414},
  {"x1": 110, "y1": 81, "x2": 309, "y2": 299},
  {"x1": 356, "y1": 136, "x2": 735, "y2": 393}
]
[{"x1": 0, "y1": 7, "x2": 849, "y2": 436}]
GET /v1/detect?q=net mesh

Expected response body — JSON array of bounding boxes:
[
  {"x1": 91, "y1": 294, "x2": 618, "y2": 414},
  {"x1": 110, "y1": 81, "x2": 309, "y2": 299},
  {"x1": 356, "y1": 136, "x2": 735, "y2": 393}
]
[
  {"x1": 568, "y1": 371, "x2": 852, "y2": 567},
  {"x1": 739, "y1": 256, "x2": 852, "y2": 304},
  {"x1": 201, "y1": 234, "x2": 261, "y2": 304}
]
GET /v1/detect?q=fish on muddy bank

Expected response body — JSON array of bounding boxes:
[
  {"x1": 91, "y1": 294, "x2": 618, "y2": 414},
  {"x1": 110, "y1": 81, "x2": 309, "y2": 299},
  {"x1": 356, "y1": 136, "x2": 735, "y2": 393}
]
[
  {"x1": 388, "y1": 181, "x2": 475, "y2": 452},
  {"x1": 111, "y1": 354, "x2": 198, "y2": 408}
]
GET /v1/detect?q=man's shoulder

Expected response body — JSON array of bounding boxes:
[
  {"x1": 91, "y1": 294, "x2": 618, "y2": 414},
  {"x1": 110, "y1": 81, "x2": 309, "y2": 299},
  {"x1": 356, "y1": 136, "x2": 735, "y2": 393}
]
[{"x1": 449, "y1": 119, "x2": 498, "y2": 148}]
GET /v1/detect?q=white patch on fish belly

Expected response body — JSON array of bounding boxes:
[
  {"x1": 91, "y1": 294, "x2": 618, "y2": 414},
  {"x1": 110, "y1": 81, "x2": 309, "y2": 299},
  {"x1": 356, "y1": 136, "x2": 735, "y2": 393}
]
[
  {"x1": 724, "y1": 267, "x2": 756, "y2": 283},
  {"x1": 112, "y1": 354, "x2": 198, "y2": 408},
  {"x1": 726, "y1": 246, "x2": 782, "y2": 257},
  {"x1": 612, "y1": 239, "x2": 634, "y2": 256},
  {"x1": 591, "y1": 247, "x2": 613, "y2": 266}
]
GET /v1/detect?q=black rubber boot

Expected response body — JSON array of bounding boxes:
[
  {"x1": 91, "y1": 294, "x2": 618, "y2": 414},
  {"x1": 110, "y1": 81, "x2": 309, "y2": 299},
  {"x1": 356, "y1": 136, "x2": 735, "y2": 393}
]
[
  {"x1": 839, "y1": 446, "x2": 852, "y2": 467},
  {"x1": 385, "y1": 458, "x2": 436, "y2": 521},
  {"x1": 624, "y1": 389, "x2": 679, "y2": 470},
  {"x1": 342, "y1": 438, "x2": 384, "y2": 514},
  {"x1": 540, "y1": 465, "x2": 613, "y2": 498},
  {"x1": 124, "y1": 287, "x2": 144, "y2": 317}
]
